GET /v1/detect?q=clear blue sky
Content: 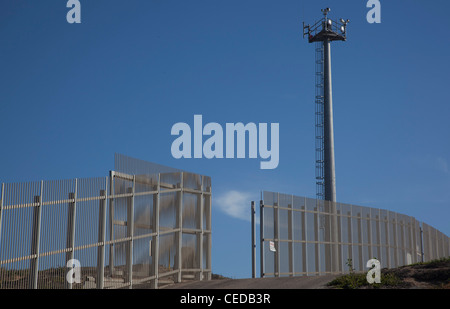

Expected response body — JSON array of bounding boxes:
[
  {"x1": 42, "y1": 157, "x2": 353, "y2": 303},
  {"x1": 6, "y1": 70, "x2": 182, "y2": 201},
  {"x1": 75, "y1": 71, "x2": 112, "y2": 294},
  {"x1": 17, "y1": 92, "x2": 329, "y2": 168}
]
[{"x1": 1, "y1": 0, "x2": 449, "y2": 279}]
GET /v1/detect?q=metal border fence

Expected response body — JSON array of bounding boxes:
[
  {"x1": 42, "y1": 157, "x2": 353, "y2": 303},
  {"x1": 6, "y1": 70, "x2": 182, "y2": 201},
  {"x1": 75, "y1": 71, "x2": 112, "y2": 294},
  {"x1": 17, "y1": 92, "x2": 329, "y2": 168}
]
[
  {"x1": 0, "y1": 169, "x2": 211, "y2": 289},
  {"x1": 259, "y1": 191, "x2": 450, "y2": 277}
]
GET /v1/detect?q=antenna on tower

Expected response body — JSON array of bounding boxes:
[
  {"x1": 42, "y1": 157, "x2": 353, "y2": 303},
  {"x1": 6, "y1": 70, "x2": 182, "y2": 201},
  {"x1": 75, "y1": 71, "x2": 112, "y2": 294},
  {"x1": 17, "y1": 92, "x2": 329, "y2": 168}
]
[{"x1": 321, "y1": 7, "x2": 331, "y2": 16}]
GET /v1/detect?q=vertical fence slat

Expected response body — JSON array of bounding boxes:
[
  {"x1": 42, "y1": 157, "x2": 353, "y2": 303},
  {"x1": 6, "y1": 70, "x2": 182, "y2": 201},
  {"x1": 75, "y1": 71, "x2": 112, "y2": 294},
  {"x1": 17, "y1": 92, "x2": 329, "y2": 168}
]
[
  {"x1": 0, "y1": 183, "x2": 4, "y2": 262},
  {"x1": 126, "y1": 176, "x2": 135, "y2": 289},
  {"x1": 151, "y1": 174, "x2": 160, "y2": 289},
  {"x1": 251, "y1": 201, "x2": 256, "y2": 278},
  {"x1": 196, "y1": 176, "x2": 203, "y2": 281},
  {"x1": 303, "y1": 197, "x2": 308, "y2": 275},
  {"x1": 108, "y1": 171, "x2": 115, "y2": 277},
  {"x1": 273, "y1": 194, "x2": 279, "y2": 277},
  {"x1": 288, "y1": 196, "x2": 294, "y2": 277},
  {"x1": 29, "y1": 181, "x2": 43, "y2": 289},
  {"x1": 65, "y1": 180, "x2": 77, "y2": 289},
  {"x1": 301, "y1": 199, "x2": 307, "y2": 275},
  {"x1": 260, "y1": 199, "x2": 265, "y2": 278},
  {"x1": 176, "y1": 173, "x2": 183, "y2": 283},
  {"x1": 97, "y1": 187, "x2": 107, "y2": 289},
  {"x1": 314, "y1": 203, "x2": 320, "y2": 274},
  {"x1": 205, "y1": 182, "x2": 212, "y2": 280}
]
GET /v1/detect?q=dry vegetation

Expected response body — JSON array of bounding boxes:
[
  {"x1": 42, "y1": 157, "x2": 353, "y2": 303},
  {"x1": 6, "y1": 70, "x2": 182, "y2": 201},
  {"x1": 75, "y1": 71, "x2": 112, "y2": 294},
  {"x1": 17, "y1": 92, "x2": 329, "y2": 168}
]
[{"x1": 327, "y1": 257, "x2": 450, "y2": 289}]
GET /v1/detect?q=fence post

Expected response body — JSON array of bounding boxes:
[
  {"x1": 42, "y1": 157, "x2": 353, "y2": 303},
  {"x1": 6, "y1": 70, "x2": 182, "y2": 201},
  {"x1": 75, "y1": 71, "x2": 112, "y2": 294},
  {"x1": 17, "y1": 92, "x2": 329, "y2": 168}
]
[
  {"x1": 376, "y1": 212, "x2": 381, "y2": 265},
  {"x1": 176, "y1": 172, "x2": 183, "y2": 283},
  {"x1": 205, "y1": 184, "x2": 212, "y2": 280},
  {"x1": 385, "y1": 212, "x2": 391, "y2": 268},
  {"x1": 29, "y1": 180, "x2": 43, "y2": 289},
  {"x1": 336, "y1": 205, "x2": 342, "y2": 273},
  {"x1": 260, "y1": 199, "x2": 265, "y2": 278},
  {"x1": 408, "y1": 218, "x2": 414, "y2": 264},
  {"x1": 0, "y1": 183, "x2": 4, "y2": 257},
  {"x1": 419, "y1": 224, "x2": 424, "y2": 262},
  {"x1": 288, "y1": 197, "x2": 294, "y2": 276},
  {"x1": 412, "y1": 220, "x2": 418, "y2": 264},
  {"x1": 65, "y1": 181, "x2": 77, "y2": 289},
  {"x1": 126, "y1": 176, "x2": 135, "y2": 289},
  {"x1": 97, "y1": 188, "x2": 107, "y2": 289},
  {"x1": 356, "y1": 211, "x2": 363, "y2": 271},
  {"x1": 367, "y1": 212, "x2": 372, "y2": 261},
  {"x1": 314, "y1": 205, "x2": 319, "y2": 274},
  {"x1": 151, "y1": 174, "x2": 160, "y2": 289},
  {"x1": 251, "y1": 201, "x2": 256, "y2": 278},
  {"x1": 330, "y1": 200, "x2": 339, "y2": 274},
  {"x1": 274, "y1": 198, "x2": 279, "y2": 277},
  {"x1": 347, "y1": 207, "x2": 352, "y2": 273},
  {"x1": 401, "y1": 217, "x2": 406, "y2": 265},
  {"x1": 392, "y1": 215, "x2": 399, "y2": 267},
  {"x1": 196, "y1": 176, "x2": 204, "y2": 281},
  {"x1": 419, "y1": 223, "x2": 425, "y2": 263},
  {"x1": 323, "y1": 201, "x2": 330, "y2": 274},
  {"x1": 434, "y1": 228, "x2": 439, "y2": 260},
  {"x1": 109, "y1": 171, "x2": 115, "y2": 277},
  {"x1": 302, "y1": 199, "x2": 307, "y2": 275}
]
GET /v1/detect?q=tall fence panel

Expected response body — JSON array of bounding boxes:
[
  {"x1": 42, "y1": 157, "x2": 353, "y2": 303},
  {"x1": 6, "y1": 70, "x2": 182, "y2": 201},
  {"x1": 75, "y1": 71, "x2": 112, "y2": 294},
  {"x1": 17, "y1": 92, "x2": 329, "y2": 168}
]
[
  {"x1": 0, "y1": 170, "x2": 211, "y2": 289},
  {"x1": 260, "y1": 191, "x2": 450, "y2": 278}
]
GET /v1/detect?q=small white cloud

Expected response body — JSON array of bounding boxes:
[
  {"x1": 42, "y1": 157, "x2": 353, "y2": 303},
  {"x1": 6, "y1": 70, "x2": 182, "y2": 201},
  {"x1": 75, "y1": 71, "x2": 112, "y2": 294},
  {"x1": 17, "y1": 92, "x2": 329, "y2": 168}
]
[{"x1": 214, "y1": 190, "x2": 255, "y2": 221}]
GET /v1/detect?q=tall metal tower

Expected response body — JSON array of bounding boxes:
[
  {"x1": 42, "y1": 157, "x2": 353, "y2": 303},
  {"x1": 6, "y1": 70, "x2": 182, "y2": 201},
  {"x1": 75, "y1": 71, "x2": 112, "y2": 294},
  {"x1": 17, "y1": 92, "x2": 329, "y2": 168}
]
[{"x1": 303, "y1": 8, "x2": 349, "y2": 202}]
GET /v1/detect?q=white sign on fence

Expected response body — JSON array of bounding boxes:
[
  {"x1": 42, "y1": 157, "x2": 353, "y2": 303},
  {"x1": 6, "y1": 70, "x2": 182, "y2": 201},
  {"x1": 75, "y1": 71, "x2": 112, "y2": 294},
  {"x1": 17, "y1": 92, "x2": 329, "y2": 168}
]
[{"x1": 269, "y1": 241, "x2": 276, "y2": 252}]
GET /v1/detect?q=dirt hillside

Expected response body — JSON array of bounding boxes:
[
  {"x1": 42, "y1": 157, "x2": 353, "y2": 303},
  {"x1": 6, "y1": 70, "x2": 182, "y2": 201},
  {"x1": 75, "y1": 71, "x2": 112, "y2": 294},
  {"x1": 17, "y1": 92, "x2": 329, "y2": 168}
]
[{"x1": 162, "y1": 258, "x2": 450, "y2": 289}]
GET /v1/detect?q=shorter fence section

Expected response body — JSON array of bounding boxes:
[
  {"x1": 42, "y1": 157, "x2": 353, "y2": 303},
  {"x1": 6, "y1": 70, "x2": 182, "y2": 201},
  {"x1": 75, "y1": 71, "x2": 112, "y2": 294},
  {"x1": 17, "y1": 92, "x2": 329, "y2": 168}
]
[
  {"x1": 0, "y1": 170, "x2": 211, "y2": 289},
  {"x1": 260, "y1": 191, "x2": 450, "y2": 277}
]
